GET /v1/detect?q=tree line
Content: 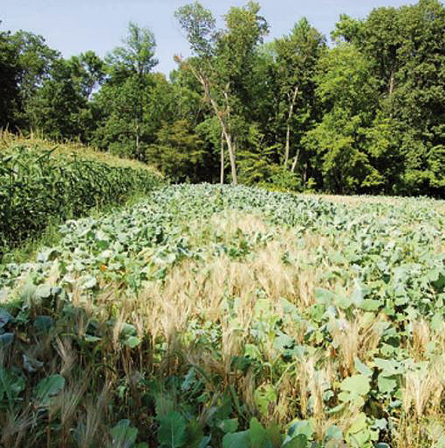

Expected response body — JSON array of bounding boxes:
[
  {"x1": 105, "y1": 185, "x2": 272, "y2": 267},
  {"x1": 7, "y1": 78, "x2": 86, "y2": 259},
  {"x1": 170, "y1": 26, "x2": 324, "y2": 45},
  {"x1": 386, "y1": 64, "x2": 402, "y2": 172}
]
[{"x1": 1, "y1": 0, "x2": 445, "y2": 196}]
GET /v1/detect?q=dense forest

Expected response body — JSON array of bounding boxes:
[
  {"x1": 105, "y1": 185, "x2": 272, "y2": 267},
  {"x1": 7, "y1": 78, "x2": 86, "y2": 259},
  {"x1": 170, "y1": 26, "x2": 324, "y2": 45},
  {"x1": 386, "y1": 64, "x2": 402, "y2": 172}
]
[{"x1": 1, "y1": 0, "x2": 445, "y2": 196}]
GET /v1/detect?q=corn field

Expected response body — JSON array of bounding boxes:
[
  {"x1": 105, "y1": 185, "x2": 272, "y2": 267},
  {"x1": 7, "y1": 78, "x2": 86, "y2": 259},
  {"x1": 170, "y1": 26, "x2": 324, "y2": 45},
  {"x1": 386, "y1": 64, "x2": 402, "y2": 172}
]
[{"x1": 0, "y1": 144, "x2": 162, "y2": 255}]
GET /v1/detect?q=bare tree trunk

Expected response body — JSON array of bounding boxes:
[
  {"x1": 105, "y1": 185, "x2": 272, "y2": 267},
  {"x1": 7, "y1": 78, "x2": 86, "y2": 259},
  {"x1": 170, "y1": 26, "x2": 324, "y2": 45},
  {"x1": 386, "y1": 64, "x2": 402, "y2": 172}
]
[
  {"x1": 290, "y1": 146, "x2": 301, "y2": 173},
  {"x1": 207, "y1": 89, "x2": 237, "y2": 185},
  {"x1": 221, "y1": 126, "x2": 237, "y2": 185},
  {"x1": 389, "y1": 70, "x2": 395, "y2": 96},
  {"x1": 185, "y1": 61, "x2": 238, "y2": 185},
  {"x1": 137, "y1": 72, "x2": 143, "y2": 161},
  {"x1": 284, "y1": 85, "x2": 299, "y2": 168},
  {"x1": 220, "y1": 129, "x2": 225, "y2": 184},
  {"x1": 136, "y1": 123, "x2": 141, "y2": 160}
]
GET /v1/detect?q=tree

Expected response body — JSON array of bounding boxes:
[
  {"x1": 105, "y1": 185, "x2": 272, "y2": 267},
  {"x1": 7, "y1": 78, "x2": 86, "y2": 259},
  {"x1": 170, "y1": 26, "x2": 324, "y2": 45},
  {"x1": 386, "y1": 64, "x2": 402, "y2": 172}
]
[
  {"x1": 346, "y1": 0, "x2": 445, "y2": 195},
  {"x1": 175, "y1": 1, "x2": 268, "y2": 184},
  {"x1": 9, "y1": 30, "x2": 60, "y2": 127},
  {"x1": 390, "y1": 0, "x2": 445, "y2": 195},
  {"x1": 147, "y1": 119, "x2": 207, "y2": 182},
  {"x1": 304, "y1": 44, "x2": 380, "y2": 194},
  {"x1": 107, "y1": 22, "x2": 157, "y2": 78},
  {"x1": 93, "y1": 22, "x2": 158, "y2": 159},
  {"x1": 27, "y1": 58, "x2": 91, "y2": 140},
  {"x1": 273, "y1": 18, "x2": 325, "y2": 173},
  {"x1": 69, "y1": 51, "x2": 105, "y2": 99},
  {"x1": 0, "y1": 28, "x2": 21, "y2": 129}
]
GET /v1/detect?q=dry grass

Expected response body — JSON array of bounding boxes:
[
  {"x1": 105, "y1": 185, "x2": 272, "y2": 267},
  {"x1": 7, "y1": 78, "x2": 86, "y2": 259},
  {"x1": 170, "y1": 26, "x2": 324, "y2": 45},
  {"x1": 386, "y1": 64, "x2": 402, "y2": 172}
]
[
  {"x1": 3, "y1": 209, "x2": 445, "y2": 447},
  {"x1": 80, "y1": 213, "x2": 376, "y2": 433},
  {"x1": 328, "y1": 311, "x2": 384, "y2": 376}
]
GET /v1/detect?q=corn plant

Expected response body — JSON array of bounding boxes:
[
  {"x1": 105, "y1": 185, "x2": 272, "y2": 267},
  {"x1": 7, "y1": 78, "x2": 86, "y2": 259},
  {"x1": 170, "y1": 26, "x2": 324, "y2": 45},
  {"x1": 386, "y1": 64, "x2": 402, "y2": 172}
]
[{"x1": 0, "y1": 144, "x2": 162, "y2": 256}]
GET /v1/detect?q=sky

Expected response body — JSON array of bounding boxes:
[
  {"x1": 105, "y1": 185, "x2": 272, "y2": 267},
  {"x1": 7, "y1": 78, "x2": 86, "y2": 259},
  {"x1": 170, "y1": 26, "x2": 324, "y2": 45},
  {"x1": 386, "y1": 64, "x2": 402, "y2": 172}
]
[{"x1": 2, "y1": 0, "x2": 414, "y2": 75}]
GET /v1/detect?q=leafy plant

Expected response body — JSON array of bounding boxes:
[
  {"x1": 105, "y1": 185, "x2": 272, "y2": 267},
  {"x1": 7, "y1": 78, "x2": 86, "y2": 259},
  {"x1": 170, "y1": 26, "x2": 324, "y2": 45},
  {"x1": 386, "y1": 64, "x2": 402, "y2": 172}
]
[{"x1": 0, "y1": 142, "x2": 162, "y2": 255}]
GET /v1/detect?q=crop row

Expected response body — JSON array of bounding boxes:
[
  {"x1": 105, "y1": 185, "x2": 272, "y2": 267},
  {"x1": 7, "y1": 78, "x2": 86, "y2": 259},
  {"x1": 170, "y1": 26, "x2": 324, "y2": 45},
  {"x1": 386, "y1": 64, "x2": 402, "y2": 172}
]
[{"x1": 0, "y1": 144, "x2": 162, "y2": 255}]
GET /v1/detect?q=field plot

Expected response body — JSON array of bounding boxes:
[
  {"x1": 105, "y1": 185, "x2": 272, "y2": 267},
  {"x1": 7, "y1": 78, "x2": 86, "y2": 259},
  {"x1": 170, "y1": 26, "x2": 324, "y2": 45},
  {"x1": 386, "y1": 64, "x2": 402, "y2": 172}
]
[
  {"x1": 1, "y1": 185, "x2": 445, "y2": 448},
  {"x1": 0, "y1": 134, "x2": 162, "y2": 255}
]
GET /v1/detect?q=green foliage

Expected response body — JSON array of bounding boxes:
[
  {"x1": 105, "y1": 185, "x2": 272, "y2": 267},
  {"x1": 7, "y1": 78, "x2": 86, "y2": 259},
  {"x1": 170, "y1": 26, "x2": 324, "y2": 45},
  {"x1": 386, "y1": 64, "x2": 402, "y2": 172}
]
[
  {"x1": 175, "y1": 1, "x2": 269, "y2": 184},
  {"x1": 304, "y1": 44, "x2": 379, "y2": 193},
  {"x1": 9, "y1": 30, "x2": 60, "y2": 127},
  {"x1": 174, "y1": 2, "x2": 217, "y2": 58},
  {"x1": 147, "y1": 119, "x2": 208, "y2": 182},
  {"x1": 3, "y1": 1, "x2": 445, "y2": 195},
  {"x1": 107, "y1": 22, "x2": 157, "y2": 77},
  {"x1": 93, "y1": 22, "x2": 159, "y2": 160},
  {"x1": 272, "y1": 18, "x2": 325, "y2": 170},
  {"x1": 92, "y1": 74, "x2": 153, "y2": 159},
  {"x1": 0, "y1": 30, "x2": 21, "y2": 130},
  {"x1": 111, "y1": 420, "x2": 139, "y2": 448},
  {"x1": 27, "y1": 58, "x2": 92, "y2": 141},
  {"x1": 34, "y1": 374, "x2": 65, "y2": 405},
  {"x1": 1, "y1": 185, "x2": 445, "y2": 446},
  {"x1": 157, "y1": 411, "x2": 187, "y2": 448},
  {"x1": 328, "y1": 0, "x2": 445, "y2": 196},
  {"x1": 0, "y1": 142, "x2": 162, "y2": 255},
  {"x1": 0, "y1": 366, "x2": 25, "y2": 403}
]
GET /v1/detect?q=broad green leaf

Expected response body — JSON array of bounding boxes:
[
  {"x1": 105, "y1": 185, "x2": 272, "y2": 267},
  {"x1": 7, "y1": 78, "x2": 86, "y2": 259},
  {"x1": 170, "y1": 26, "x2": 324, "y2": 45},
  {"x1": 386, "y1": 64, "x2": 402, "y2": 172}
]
[
  {"x1": 340, "y1": 375, "x2": 370, "y2": 396},
  {"x1": 360, "y1": 299, "x2": 382, "y2": 311},
  {"x1": 265, "y1": 422, "x2": 283, "y2": 447},
  {"x1": 314, "y1": 288, "x2": 335, "y2": 305},
  {"x1": 0, "y1": 308, "x2": 13, "y2": 330},
  {"x1": 35, "y1": 284, "x2": 52, "y2": 300},
  {"x1": 198, "y1": 436, "x2": 211, "y2": 448},
  {"x1": 335, "y1": 295, "x2": 353, "y2": 310},
  {"x1": 124, "y1": 336, "x2": 141, "y2": 349},
  {"x1": 34, "y1": 374, "x2": 65, "y2": 405},
  {"x1": 274, "y1": 333, "x2": 294, "y2": 352},
  {"x1": 254, "y1": 384, "x2": 277, "y2": 415},
  {"x1": 223, "y1": 430, "x2": 251, "y2": 448},
  {"x1": 348, "y1": 412, "x2": 367, "y2": 434},
  {"x1": 158, "y1": 411, "x2": 187, "y2": 448},
  {"x1": 121, "y1": 323, "x2": 137, "y2": 336},
  {"x1": 254, "y1": 299, "x2": 272, "y2": 316},
  {"x1": 249, "y1": 418, "x2": 272, "y2": 448},
  {"x1": 374, "y1": 358, "x2": 403, "y2": 376},
  {"x1": 378, "y1": 374, "x2": 398, "y2": 394},
  {"x1": 0, "y1": 367, "x2": 25, "y2": 400},
  {"x1": 282, "y1": 434, "x2": 307, "y2": 448},
  {"x1": 81, "y1": 275, "x2": 97, "y2": 290},
  {"x1": 354, "y1": 359, "x2": 373, "y2": 377},
  {"x1": 218, "y1": 418, "x2": 239, "y2": 434},
  {"x1": 431, "y1": 313, "x2": 443, "y2": 332},
  {"x1": 287, "y1": 420, "x2": 313, "y2": 439},
  {"x1": 346, "y1": 413, "x2": 371, "y2": 448},
  {"x1": 325, "y1": 425, "x2": 343, "y2": 441},
  {"x1": 111, "y1": 419, "x2": 138, "y2": 448},
  {"x1": 181, "y1": 368, "x2": 197, "y2": 392},
  {"x1": 0, "y1": 332, "x2": 14, "y2": 347},
  {"x1": 34, "y1": 315, "x2": 54, "y2": 332}
]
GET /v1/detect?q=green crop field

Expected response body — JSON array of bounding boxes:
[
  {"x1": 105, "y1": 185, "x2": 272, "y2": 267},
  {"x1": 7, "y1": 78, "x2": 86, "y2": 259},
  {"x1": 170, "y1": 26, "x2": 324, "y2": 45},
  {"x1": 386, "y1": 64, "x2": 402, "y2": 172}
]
[
  {"x1": 1, "y1": 184, "x2": 445, "y2": 448},
  {"x1": 0, "y1": 134, "x2": 162, "y2": 256}
]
